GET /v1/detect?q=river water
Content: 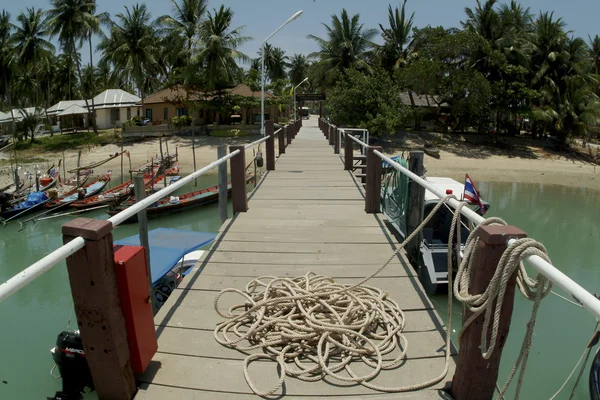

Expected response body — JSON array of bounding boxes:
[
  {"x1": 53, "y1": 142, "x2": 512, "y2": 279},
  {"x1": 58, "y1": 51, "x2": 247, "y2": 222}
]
[{"x1": 0, "y1": 179, "x2": 598, "y2": 399}]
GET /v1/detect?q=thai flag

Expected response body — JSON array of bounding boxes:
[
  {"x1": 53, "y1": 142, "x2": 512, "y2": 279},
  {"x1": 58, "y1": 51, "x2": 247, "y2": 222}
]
[{"x1": 464, "y1": 174, "x2": 486, "y2": 215}]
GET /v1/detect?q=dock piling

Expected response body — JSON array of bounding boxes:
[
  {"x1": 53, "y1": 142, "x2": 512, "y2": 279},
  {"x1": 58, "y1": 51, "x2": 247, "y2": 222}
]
[
  {"x1": 230, "y1": 145, "x2": 248, "y2": 213},
  {"x1": 365, "y1": 146, "x2": 383, "y2": 213},
  {"x1": 217, "y1": 145, "x2": 228, "y2": 224},
  {"x1": 62, "y1": 219, "x2": 136, "y2": 400},
  {"x1": 451, "y1": 225, "x2": 527, "y2": 400},
  {"x1": 266, "y1": 120, "x2": 275, "y2": 171},
  {"x1": 133, "y1": 173, "x2": 155, "y2": 315},
  {"x1": 406, "y1": 151, "x2": 425, "y2": 263}
]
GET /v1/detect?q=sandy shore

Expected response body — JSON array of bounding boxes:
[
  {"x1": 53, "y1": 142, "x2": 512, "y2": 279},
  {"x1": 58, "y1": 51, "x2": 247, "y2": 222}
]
[
  {"x1": 0, "y1": 135, "x2": 265, "y2": 189},
  {"x1": 2, "y1": 132, "x2": 600, "y2": 191}
]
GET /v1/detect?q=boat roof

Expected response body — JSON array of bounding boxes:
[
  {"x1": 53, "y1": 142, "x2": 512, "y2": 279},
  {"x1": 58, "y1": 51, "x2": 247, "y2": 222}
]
[
  {"x1": 114, "y1": 228, "x2": 216, "y2": 285},
  {"x1": 424, "y1": 177, "x2": 466, "y2": 202}
]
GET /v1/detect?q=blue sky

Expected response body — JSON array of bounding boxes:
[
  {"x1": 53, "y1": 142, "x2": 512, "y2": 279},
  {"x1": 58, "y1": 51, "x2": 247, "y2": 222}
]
[{"x1": 3, "y1": 0, "x2": 600, "y2": 65}]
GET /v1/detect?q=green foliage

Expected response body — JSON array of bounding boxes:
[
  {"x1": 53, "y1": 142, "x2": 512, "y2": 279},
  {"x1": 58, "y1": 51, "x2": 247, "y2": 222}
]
[
  {"x1": 15, "y1": 131, "x2": 116, "y2": 151},
  {"x1": 327, "y1": 68, "x2": 408, "y2": 137},
  {"x1": 171, "y1": 115, "x2": 192, "y2": 127}
]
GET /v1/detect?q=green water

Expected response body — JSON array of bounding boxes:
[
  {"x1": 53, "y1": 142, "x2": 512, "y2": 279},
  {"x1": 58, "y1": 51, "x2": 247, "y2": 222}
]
[
  {"x1": 431, "y1": 181, "x2": 600, "y2": 400},
  {"x1": 0, "y1": 173, "x2": 232, "y2": 399},
  {"x1": 1, "y1": 178, "x2": 599, "y2": 399}
]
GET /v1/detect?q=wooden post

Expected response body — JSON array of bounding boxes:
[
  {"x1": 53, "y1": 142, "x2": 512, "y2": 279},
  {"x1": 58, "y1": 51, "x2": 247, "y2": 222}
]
[
  {"x1": 365, "y1": 146, "x2": 382, "y2": 213},
  {"x1": 406, "y1": 151, "x2": 426, "y2": 263},
  {"x1": 159, "y1": 137, "x2": 167, "y2": 188},
  {"x1": 133, "y1": 173, "x2": 156, "y2": 315},
  {"x1": 230, "y1": 145, "x2": 248, "y2": 213},
  {"x1": 128, "y1": 152, "x2": 132, "y2": 182},
  {"x1": 175, "y1": 146, "x2": 178, "y2": 162},
  {"x1": 278, "y1": 125, "x2": 285, "y2": 155},
  {"x1": 120, "y1": 142, "x2": 124, "y2": 185},
  {"x1": 76, "y1": 150, "x2": 81, "y2": 188},
  {"x1": 62, "y1": 151, "x2": 67, "y2": 183},
  {"x1": 265, "y1": 120, "x2": 275, "y2": 171},
  {"x1": 287, "y1": 125, "x2": 292, "y2": 146},
  {"x1": 451, "y1": 225, "x2": 527, "y2": 400},
  {"x1": 62, "y1": 218, "x2": 136, "y2": 399},
  {"x1": 217, "y1": 145, "x2": 228, "y2": 224},
  {"x1": 329, "y1": 126, "x2": 334, "y2": 146},
  {"x1": 334, "y1": 128, "x2": 340, "y2": 154},
  {"x1": 165, "y1": 137, "x2": 169, "y2": 158},
  {"x1": 344, "y1": 132, "x2": 354, "y2": 170},
  {"x1": 192, "y1": 118, "x2": 197, "y2": 186}
]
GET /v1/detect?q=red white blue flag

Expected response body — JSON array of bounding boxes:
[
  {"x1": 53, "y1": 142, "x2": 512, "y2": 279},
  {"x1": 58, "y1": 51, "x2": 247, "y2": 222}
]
[{"x1": 464, "y1": 174, "x2": 486, "y2": 215}]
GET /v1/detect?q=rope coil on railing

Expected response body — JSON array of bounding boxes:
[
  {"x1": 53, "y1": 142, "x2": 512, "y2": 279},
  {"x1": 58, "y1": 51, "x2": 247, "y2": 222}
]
[{"x1": 214, "y1": 191, "x2": 555, "y2": 398}]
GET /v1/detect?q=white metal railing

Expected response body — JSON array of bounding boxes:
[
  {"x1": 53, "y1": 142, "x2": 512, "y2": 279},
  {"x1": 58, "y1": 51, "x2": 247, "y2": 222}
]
[
  {"x1": 345, "y1": 133, "x2": 369, "y2": 149},
  {"x1": 244, "y1": 128, "x2": 282, "y2": 149},
  {"x1": 0, "y1": 149, "x2": 242, "y2": 304},
  {"x1": 374, "y1": 149, "x2": 600, "y2": 321}
]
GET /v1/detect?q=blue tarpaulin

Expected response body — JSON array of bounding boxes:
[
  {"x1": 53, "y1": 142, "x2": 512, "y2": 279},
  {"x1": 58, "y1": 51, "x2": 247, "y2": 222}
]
[{"x1": 114, "y1": 228, "x2": 216, "y2": 285}]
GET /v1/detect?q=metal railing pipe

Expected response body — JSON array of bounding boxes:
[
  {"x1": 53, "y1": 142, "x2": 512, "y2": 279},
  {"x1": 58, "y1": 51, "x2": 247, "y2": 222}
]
[
  {"x1": 244, "y1": 136, "x2": 269, "y2": 149},
  {"x1": 109, "y1": 150, "x2": 240, "y2": 227},
  {"x1": 0, "y1": 237, "x2": 86, "y2": 303},
  {"x1": 373, "y1": 149, "x2": 600, "y2": 321},
  {"x1": 346, "y1": 133, "x2": 369, "y2": 149}
]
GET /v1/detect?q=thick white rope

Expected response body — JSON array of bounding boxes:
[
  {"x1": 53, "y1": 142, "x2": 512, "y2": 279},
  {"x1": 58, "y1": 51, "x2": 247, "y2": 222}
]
[{"x1": 214, "y1": 196, "x2": 554, "y2": 398}]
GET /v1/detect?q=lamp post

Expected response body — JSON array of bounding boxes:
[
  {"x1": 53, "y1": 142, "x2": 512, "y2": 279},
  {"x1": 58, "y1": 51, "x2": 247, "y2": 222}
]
[
  {"x1": 261, "y1": 10, "x2": 303, "y2": 136},
  {"x1": 293, "y1": 77, "x2": 309, "y2": 123}
]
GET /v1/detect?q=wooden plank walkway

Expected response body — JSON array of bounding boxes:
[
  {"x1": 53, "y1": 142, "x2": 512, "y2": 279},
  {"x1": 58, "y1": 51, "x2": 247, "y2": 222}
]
[{"x1": 137, "y1": 117, "x2": 455, "y2": 399}]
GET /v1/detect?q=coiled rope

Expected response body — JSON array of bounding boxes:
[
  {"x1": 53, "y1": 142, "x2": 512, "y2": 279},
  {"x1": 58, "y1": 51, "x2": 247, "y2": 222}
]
[{"x1": 214, "y1": 195, "x2": 553, "y2": 398}]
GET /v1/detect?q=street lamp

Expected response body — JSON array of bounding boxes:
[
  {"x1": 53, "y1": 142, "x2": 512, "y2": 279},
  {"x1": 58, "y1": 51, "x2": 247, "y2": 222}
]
[
  {"x1": 261, "y1": 10, "x2": 304, "y2": 136},
  {"x1": 293, "y1": 77, "x2": 309, "y2": 123}
]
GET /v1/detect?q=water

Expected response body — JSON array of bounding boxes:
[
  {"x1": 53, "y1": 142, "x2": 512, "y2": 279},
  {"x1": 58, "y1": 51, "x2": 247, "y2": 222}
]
[
  {"x1": 0, "y1": 172, "x2": 233, "y2": 399},
  {"x1": 431, "y1": 181, "x2": 600, "y2": 400},
  {"x1": 1, "y1": 178, "x2": 599, "y2": 399}
]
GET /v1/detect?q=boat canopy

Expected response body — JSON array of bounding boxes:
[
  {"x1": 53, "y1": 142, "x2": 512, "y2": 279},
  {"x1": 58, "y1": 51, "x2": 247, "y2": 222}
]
[{"x1": 114, "y1": 228, "x2": 216, "y2": 285}]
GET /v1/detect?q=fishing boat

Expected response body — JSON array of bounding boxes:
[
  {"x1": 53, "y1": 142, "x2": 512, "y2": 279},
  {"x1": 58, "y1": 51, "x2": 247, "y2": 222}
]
[
  {"x1": 44, "y1": 176, "x2": 111, "y2": 211},
  {"x1": 106, "y1": 176, "x2": 253, "y2": 223},
  {"x1": 70, "y1": 175, "x2": 165, "y2": 211},
  {"x1": 423, "y1": 142, "x2": 440, "y2": 159},
  {"x1": 382, "y1": 174, "x2": 489, "y2": 295},
  {"x1": 0, "y1": 191, "x2": 50, "y2": 220}
]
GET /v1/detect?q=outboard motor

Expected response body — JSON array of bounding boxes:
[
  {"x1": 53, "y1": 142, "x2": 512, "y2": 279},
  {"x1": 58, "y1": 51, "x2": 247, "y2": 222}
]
[{"x1": 48, "y1": 331, "x2": 94, "y2": 400}]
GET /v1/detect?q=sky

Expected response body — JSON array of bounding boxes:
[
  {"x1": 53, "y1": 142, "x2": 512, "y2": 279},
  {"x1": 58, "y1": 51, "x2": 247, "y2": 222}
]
[{"x1": 3, "y1": 0, "x2": 600, "y2": 65}]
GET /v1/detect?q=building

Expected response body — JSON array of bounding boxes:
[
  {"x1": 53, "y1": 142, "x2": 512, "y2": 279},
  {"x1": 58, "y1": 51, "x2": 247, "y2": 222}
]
[
  {"x1": 141, "y1": 84, "x2": 280, "y2": 128},
  {"x1": 46, "y1": 89, "x2": 141, "y2": 131},
  {"x1": 91, "y1": 89, "x2": 141, "y2": 129}
]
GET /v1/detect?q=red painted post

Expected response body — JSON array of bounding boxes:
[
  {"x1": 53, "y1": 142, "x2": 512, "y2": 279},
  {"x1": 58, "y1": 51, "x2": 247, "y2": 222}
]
[
  {"x1": 344, "y1": 132, "x2": 354, "y2": 170},
  {"x1": 451, "y1": 225, "x2": 527, "y2": 400},
  {"x1": 229, "y1": 145, "x2": 248, "y2": 213},
  {"x1": 62, "y1": 218, "x2": 136, "y2": 400},
  {"x1": 266, "y1": 120, "x2": 275, "y2": 170},
  {"x1": 334, "y1": 128, "x2": 340, "y2": 154},
  {"x1": 365, "y1": 146, "x2": 382, "y2": 213},
  {"x1": 279, "y1": 125, "x2": 286, "y2": 155}
]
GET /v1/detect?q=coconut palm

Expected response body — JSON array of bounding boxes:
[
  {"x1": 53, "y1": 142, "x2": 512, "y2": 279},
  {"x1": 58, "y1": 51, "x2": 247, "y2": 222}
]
[
  {"x1": 378, "y1": 1, "x2": 415, "y2": 72},
  {"x1": 157, "y1": 0, "x2": 207, "y2": 56},
  {"x1": 307, "y1": 9, "x2": 377, "y2": 88},
  {"x1": 261, "y1": 44, "x2": 288, "y2": 82},
  {"x1": 12, "y1": 8, "x2": 55, "y2": 108},
  {"x1": 0, "y1": 11, "x2": 15, "y2": 108},
  {"x1": 45, "y1": 0, "x2": 108, "y2": 133},
  {"x1": 462, "y1": 0, "x2": 500, "y2": 44},
  {"x1": 98, "y1": 4, "x2": 159, "y2": 110},
  {"x1": 196, "y1": 5, "x2": 250, "y2": 91},
  {"x1": 589, "y1": 35, "x2": 600, "y2": 76},
  {"x1": 288, "y1": 53, "x2": 309, "y2": 86}
]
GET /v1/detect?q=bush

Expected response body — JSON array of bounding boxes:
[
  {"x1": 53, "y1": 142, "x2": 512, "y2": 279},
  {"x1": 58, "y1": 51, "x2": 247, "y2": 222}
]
[
  {"x1": 171, "y1": 115, "x2": 192, "y2": 128},
  {"x1": 209, "y1": 129, "x2": 249, "y2": 137},
  {"x1": 123, "y1": 115, "x2": 142, "y2": 128}
]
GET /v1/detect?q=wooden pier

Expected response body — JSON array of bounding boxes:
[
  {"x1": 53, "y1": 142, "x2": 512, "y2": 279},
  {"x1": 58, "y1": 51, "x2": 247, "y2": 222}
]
[{"x1": 136, "y1": 117, "x2": 455, "y2": 399}]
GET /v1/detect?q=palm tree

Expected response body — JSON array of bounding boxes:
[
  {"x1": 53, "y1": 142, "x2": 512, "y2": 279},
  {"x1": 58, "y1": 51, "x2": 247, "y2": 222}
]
[
  {"x1": 196, "y1": 5, "x2": 250, "y2": 91},
  {"x1": 157, "y1": 0, "x2": 207, "y2": 56},
  {"x1": 45, "y1": 0, "x2": 107, "y2": 133},
  {"x1": 288, "y1": 53, "x2": 309, "y2": 86},
  {"x1": 53, "y1": 53, "x2": 80, "y2": 100},
  {"x1": 589, "y1": 35, "x2": 600, "y2": 76},
  {"x1": 379, "y1": 1, "x2": 415, "y2": 72},
  {"x1": 307, "y1": 9, "x2": 377, "y2": 88},
  {"x1": 462, "y1": 0, "x2": 500, "y2": 44},
  {"x1": 261, "y1": 44, "x2": 288, "y2": 82},
  {"x1": 98, "y1": 4, "x2": 159, "y2": 112},
  {"x1": 12, "y1": 8, "x2": 55, "y2": 108},
  {"x1": 0, "y1": 11, "x2": 15, "y2": 109}
]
